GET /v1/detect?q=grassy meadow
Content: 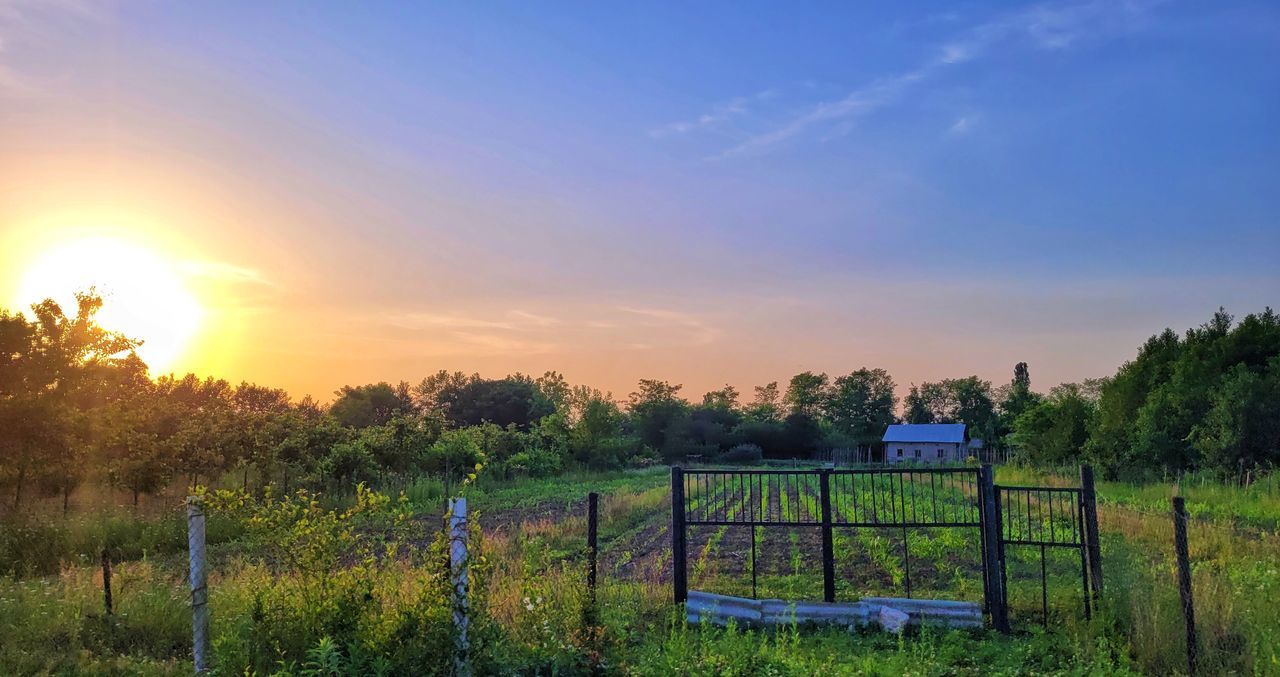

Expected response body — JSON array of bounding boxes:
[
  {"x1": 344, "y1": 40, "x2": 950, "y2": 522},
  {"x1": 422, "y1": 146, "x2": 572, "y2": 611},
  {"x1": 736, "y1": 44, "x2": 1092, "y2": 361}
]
[{"x1": 0, "y1": 465, "x2": 1276, "y2": 675}]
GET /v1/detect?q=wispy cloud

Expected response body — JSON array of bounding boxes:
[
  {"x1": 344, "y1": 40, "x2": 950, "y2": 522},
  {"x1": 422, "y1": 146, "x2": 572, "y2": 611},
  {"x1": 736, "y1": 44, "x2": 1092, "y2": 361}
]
[
  {"x1": 647, "y1": 89, "x2": 777, "y2": 139},
  {"x1": 506, "y1": 309, "x2": 559, "y2": 327},
  {"x1": 618, "y1": 306, "x2": 721, "y2": 346},
  {"x1": 663, "y1": 0, "x2": 1163, "y2": 159},
  {"x1": 177, "y1": 259, "x2": 276, "y2": 287},
  {"x1": 381, "y1": 313, "x2": 515, "y2": 331},
  {"x1": 947, "y1": 114, "x2": 978, "y2": 136}
]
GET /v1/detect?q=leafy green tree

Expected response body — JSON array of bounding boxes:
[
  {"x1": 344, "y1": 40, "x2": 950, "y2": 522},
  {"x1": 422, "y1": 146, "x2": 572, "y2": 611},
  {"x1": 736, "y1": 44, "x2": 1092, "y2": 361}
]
[
  {"x1": 534, "y1": 371, "x2": 572, "y2": 415},
  {"x1": 570, "y1": 396, "x2": 627, "y2": 468},
  {"x1": 824, "y1": 368, "x2": 897, "y2": 446},
  {"x1": 701, "y1": 384, "x2": 740, "y2": 411},
  {"x1": 0, "y1": 293, "x2": 143, "y2": 510},
  {"x1": 744, "y1": 382, "x2": 782, "y2": 422},
  {"x1": 102, "y1": 394, "x2": 181, "y2": 506},
  {"x1": 330, "y1": 382, "x2": 414, "y2": 428},
  {"x1": 1191, "y1": 359, "x2": 1280, "y2": 472},
  {"x1": 438, "y1": 377, "x2": 554, "y2": 429},
  {"x1": 1010, "y1": 384, "x2": 1096, "y2": 465},
  {"x1": 626, "y1": 379, "x2": 689, "y2": 459},
  {"x1": 903, "y1": 385, "x2": 933, "y2": 424},
  {"x1": 784, "y1": 372, "x2": 829, "y2": 417},
  {"x1": 780, "y1": 413, "x2": 822, "y2": 457}
]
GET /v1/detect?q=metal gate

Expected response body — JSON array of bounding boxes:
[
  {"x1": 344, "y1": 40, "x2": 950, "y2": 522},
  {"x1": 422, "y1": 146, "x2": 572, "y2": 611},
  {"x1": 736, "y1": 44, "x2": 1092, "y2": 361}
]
[
  {"x1": 993, "y1": 466, "x2": 1103, "y2": 626},
  {"x1": 671, "y1": 464, "x2": 1102, "y2": 632}
]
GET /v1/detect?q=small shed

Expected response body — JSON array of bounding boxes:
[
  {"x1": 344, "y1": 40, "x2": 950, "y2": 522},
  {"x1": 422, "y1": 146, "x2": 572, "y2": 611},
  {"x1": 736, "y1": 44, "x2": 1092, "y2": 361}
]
[{"x1": 882, "y1": 423, "x2": 968, "y2": 465}]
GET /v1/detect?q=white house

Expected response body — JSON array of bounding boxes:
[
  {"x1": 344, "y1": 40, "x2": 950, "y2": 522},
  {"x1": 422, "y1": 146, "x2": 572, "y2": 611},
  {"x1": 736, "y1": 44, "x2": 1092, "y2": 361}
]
[{"x1": 882, "y1": 423, "x2": 968, "y2": 465}]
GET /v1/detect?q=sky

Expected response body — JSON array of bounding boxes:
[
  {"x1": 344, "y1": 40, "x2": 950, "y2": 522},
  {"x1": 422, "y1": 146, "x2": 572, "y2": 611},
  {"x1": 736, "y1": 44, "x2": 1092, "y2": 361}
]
[{"x1": 1, "y1": 0, "x2": 1278, "y2": 403}]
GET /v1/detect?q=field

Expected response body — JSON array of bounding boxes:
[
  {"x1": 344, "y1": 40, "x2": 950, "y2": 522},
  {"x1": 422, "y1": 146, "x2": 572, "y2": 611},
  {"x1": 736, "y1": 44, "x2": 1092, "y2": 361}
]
[{"x1": 1, "y1": 465, "x2": 1277, "y2": 675}]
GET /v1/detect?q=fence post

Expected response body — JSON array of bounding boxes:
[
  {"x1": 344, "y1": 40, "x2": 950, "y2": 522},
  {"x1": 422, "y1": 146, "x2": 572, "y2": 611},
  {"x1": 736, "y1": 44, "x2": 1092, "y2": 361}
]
[
  {"x1": 1080, "y1": 466, "x2": 1104, "y2": 602},
  {"x1": 978, "y1": 464, "x2": 1009, "y2": 632},
  {"x1": 101, "y1": 549, "x2": 113, "y2": 616},
  {"x1": 586, "y1": 491, "x2": 599, "y2": 623},
  {"x1": 449, "y1": 497, "x2": 471, "y2": 677},
  {"x1": 819, "y1": 469, "x2": 836, "y2": 603},
  {"x1": 186, "y1": 498, "x2": 211, "y2": 674},
  {"x1": 1173, "y1": 497, "x2": 1197, "y2": 676},
  {"x1": 671, "y1": 467, "x2": 687, "y2": 605}
]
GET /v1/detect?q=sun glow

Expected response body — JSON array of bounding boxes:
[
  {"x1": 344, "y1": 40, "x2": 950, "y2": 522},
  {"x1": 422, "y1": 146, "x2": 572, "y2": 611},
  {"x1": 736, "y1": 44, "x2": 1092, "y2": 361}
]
[{"x1": 13, "y1": 237, "x2": 204, "y2": 374}]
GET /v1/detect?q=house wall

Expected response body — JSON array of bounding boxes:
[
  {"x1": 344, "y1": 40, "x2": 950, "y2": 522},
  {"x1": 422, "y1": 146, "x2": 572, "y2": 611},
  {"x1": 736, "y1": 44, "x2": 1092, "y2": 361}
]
[{"x1": 885, "y1": 442, "x2": 963, "y2": 464}]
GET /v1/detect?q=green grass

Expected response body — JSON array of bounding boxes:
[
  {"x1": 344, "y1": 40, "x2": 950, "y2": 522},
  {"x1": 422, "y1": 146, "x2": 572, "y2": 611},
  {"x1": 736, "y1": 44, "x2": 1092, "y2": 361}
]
[{"x1": 2, "y1": 465, "x2": 1277, "y2": 674}]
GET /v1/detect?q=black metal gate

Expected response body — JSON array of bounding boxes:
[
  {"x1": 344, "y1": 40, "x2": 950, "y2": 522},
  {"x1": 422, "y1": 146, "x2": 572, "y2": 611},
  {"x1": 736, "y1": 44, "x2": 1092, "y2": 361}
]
[
  {"x1": 993, "y1": 466, "x2": 1103, "y2": 626},
  {"x1": 671, "y1": 464, "x2": 1103, "y2": 632}
]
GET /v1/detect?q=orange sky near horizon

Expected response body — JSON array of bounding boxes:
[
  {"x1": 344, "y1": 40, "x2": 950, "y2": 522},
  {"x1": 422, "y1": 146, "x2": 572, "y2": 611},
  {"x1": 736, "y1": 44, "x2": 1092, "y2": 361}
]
[{"x1": 4, "y1": 2, "x2": 1275, "y2": 406}]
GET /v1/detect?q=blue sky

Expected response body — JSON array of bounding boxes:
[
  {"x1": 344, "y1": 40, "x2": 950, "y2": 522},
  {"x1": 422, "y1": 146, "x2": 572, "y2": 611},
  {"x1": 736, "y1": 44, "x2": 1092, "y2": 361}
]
[{"x1": 2, "y1": 0, "x2": 1278, "y2": 399}]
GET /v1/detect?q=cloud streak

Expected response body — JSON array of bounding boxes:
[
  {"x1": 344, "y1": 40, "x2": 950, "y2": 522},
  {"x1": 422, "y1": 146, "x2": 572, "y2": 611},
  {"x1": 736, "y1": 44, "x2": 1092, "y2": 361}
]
[{"x1": 661, "y1": 0, "x2": 1163, "y2": 159}]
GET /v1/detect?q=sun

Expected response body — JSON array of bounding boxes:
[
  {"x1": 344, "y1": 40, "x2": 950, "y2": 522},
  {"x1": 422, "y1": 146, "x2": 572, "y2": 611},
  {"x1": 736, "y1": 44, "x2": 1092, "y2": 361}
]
[{"x1": 14, "y1": 237, "x2": 204, "y2": 374}]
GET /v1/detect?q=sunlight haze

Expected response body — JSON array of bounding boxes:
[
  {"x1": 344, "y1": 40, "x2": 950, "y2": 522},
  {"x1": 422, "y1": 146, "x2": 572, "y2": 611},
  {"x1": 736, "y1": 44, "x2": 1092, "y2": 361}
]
[{"x1": 2, "y1": 0, "x2": 1277, "y2": 401}]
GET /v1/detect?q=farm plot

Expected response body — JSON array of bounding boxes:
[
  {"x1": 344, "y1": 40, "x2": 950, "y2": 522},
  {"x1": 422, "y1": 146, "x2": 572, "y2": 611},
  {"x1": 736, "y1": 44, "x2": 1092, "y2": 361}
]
[{"x1": 670, "y1": 469, "x2": 1094, "y2": 622}]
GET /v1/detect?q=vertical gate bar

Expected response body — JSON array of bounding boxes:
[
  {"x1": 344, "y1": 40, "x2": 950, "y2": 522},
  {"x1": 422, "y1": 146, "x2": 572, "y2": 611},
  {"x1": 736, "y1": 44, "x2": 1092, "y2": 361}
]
[
  {"x1": 977, "y1": 474, "x2": 990, "y2": 614},
  {"x1": 930, "y1": 472, "x2": 938, "y2": 524},
  {"x1": 1079, "y1": 498, "x2": 1091, "y2": 620},
  {"x1": 819, "y1": 469, "x2": 836, "y2": 602},
  {"x1": 1049, "y1": 491, "x2": 1056, "y2": 543},
  {"x1": 979, "y1": 464, "x2": 1009, "y2": 632},
  {"x1": 899, "y1": 472, "x2": 911, "y2": 598},
  {"x1": 671, "y1": 467, "x2": 687, "y2": 604},
  {"x1": 910, "y1": 472, "x2": 918, "y2": 524},
  {"x1": 1080, "y1": 466, "x2": 1104, "y2": 602},
  {"x1": 1040, "y1": 543, "x2": 1048, "y2": 627},
  {"x1": 901, "y1": 524, "x2": 912, "y2": 598}
]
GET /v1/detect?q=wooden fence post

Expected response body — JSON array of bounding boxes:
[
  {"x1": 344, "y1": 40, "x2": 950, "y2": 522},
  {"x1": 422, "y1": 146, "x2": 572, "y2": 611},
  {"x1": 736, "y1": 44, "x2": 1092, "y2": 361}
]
[
  {"x1": 671, "y1": 467, "x2": 687, "y2": 605},
  {"x1": 1173, "y1": 497, "x2": 1197, "y2": 676},
  {"x1": 186, "y1": 498, "x2": 211, "y2": 674},
  {"x1": 101, "y1": 549, "x2": 113, "y2": 616},
  {"x1": 978, "y1": 464, "x2": 1009, "y2": 632},
  {"x1": 448, "y1": 497, "x2": 471, "y2": 677},
  {"x1": 1080, "y1": 466, "x2": 1104, "y2": 602},
  {"x1": 819, "y1": 469, "x2": 836, "y2": 603}
]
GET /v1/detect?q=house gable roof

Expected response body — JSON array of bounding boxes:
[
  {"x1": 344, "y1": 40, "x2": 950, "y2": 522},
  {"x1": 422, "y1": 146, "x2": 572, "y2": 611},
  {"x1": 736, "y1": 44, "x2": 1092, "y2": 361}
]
[{"x1": 882, "y1": 423, "x2": 967, "y2": 444}]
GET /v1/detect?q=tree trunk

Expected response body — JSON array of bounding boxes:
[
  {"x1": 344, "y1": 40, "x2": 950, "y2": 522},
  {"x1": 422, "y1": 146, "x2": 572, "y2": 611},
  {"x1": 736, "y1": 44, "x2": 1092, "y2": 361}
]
[
  {"x1": 133, "y1": 488, "x2": 140, "y2": 508},
  {"x1": 63, "y1": 484, "x2": 70, "y2": 516},
  {"x1": 243, "y1": 466, "x2": 249, "y2": 492}
]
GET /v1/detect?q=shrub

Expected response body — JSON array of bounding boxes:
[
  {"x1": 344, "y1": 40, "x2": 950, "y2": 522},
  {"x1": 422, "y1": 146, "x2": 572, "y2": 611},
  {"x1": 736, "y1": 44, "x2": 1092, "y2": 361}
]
[{"x1": 717, "y1": 444, "x2": 763, "y2": 464}]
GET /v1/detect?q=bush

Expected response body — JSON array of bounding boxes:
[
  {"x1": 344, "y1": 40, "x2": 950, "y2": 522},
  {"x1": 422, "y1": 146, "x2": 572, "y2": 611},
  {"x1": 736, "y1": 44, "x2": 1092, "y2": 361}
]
[
  {"x1": 717, "y1": 444, "x2": 763, "y2": 464},
  {"x1": 505, "y1": 448, "x2": 563, "y2": 478}
]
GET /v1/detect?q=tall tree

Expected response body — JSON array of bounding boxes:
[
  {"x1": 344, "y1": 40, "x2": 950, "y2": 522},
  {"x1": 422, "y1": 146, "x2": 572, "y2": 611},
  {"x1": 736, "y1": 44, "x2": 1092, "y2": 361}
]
[
  {"x1": 784, "y1": 371, "x2": 829, "y2": 418},
  {"x1": 745, "y1": 381, "x2": 782, "y2": 422},
  {"x1": 627, "y1": 379, "x2": 689, "y2": 457},
  {"x1": 824, "y1": 368, "x2": 898, "y2": 445},
  {"x1": 330, "y1": 382, "x2": 414, "y2": 428},
  {"x1": 701, "y1": 384, "x2": 740, "y2": 411}
]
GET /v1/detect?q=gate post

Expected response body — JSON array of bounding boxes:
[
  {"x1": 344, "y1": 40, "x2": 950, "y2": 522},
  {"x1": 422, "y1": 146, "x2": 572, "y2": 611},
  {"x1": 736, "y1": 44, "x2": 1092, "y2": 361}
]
[
  {"x1": 671, "y1": 466, "x2": 687, "y2": 604},
  {"x1": 978, "y1": 464, "x2": 1009, "y2": 632},
  {"x1": 1080, "y1": 465, "x2": 1104, "y2": 603},
  {"x1": 819, "y1": 469, "x2": 836, "y2": 602}
]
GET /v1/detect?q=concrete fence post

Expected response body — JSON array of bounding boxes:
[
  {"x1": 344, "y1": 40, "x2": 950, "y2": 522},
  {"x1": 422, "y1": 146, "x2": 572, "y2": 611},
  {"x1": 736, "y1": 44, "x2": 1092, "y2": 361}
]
[
  {"x1": 448, "y1": 497, "x2": 471, "y2": 677},
  {"x1": 186, "y1": 498, "x2": 211, "y2": 674}
]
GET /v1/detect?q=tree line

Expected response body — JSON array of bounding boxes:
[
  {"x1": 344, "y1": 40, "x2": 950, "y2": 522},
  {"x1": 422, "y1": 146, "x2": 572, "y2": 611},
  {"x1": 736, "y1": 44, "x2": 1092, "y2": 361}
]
[
  {"x1": 1010, "y1": 308, "x2": 1280, "y2": 479},
  {"x1": 3, "y1": 293, "x2": 1276, "y2": 511}
]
